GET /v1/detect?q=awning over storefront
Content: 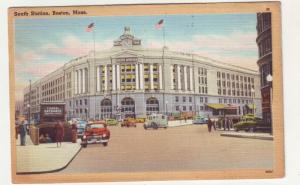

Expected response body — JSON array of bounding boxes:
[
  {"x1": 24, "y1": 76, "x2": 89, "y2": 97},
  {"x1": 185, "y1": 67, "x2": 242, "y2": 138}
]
[
  {"x1": 207, "y1": 104, "x2": 238, "y2": 110},
  {"x1": 206, "y1": 104, "x2": 226, "y2": 110},
  {"x1": 247, "y1": 104, "x2": 256, "y2": 109}
]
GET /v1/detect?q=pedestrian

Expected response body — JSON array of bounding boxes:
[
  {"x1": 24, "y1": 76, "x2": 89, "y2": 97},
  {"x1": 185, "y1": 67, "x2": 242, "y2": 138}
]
[
  {"x1": 19, "y1": 120, "x2": 27, "y2": 146},
  {"x1": 71, "y1": 122, "x2": 78, "y2": 143},
  {"x1": 212, "y1": 119, "x2": 216, "y2": 131},
  {"x1": 227, "y1": 118, "x2": 231, "y2": 130},
  {"x1": 55, "y1": 121, "x2": 65, "y2": 147},
  {"x1": 207, "y1": 118, "x2": 213, "y2": 132}
]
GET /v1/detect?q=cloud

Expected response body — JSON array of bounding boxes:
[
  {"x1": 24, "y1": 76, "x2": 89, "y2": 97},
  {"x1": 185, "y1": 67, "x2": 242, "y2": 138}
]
[
  {"x1": 145, "y1": 31, "x2": 258, "y2": 70},
  {"x1": 41, "y1": 35, "x2": 113, "y2": 57}
]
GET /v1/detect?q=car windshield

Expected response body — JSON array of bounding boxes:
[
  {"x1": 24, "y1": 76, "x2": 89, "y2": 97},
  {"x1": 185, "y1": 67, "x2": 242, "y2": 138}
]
[
  {"x1": 88, "y1": 124, "x2": 105, "y2": 129},
  {"x1": 77, "y1": 121, "x2": 87, "y2": 127}
]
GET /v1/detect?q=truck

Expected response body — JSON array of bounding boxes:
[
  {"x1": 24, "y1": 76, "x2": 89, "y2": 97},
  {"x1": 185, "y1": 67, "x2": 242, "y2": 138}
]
[
  {"x1": 36, "y1": 102, "x2": 71, "y2": 143},
  {"x1": 144, "y1": 114, "x2": 168, "y2": 129}
]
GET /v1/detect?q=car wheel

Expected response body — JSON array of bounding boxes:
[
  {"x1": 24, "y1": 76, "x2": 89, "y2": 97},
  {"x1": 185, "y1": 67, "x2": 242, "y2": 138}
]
[
  {"x1": 82, "y1": 144, "x2": 87, "y2": 148},
  {"x1": 103, "y1": 142, "x2": 108, "y2": 147}
]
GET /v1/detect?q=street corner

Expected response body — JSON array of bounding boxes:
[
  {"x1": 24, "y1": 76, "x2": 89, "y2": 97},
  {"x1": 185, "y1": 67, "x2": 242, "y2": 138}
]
[
  {"x1": 16, "y1": 141, "x2": 82, "y2": 174},
  {"x1": 220, "y1": 131, "x2": 273, "y2": 140}
]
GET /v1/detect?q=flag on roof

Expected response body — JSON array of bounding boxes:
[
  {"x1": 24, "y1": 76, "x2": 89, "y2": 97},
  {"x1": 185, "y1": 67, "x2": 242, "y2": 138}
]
[
  {"x1": 86, "y1": 23, "x2": 94, "y2": 32},
  {"x1": 155, "y1": 19, "x2": 164, "y2": 29}
]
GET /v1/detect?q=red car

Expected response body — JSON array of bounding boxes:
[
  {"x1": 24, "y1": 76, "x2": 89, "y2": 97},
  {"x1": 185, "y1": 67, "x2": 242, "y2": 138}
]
[{"x1": 81, "y1": 122, "x2": 110, "y2": 147}]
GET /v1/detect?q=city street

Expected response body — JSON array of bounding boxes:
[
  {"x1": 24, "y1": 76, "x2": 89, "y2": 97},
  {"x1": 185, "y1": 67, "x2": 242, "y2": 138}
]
[{"x1": 59, "y1": 123, "x2": 273, "y2": 173}]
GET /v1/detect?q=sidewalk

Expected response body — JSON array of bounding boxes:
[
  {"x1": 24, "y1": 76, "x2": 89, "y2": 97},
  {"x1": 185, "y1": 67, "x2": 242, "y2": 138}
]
[
  {"x1": 168, "y1": 120, "x2": 193, "y2": 127},
  {"x1": 220, "y1": 131, "x2": 273, "y2": 140},
  {"x1": 16, "y1": 135, "x2": 81, "y2": 174}
]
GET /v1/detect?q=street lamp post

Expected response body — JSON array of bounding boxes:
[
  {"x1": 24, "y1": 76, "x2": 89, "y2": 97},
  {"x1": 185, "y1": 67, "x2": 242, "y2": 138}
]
[
  {"x1": 165, "y1": 101, "x2": 168, "y2": 116},
  {"x1": 251, "y1": 88, "x2": 255, "y2": 116},
  {"x1": 266, "y1": 74, "x2": 273, "y2": 135}
]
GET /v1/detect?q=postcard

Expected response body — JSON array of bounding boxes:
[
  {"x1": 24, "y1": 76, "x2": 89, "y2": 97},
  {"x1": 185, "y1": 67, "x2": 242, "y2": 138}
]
[{"x1": 9, "y1": 2, "x2": 284, "y2": 183}]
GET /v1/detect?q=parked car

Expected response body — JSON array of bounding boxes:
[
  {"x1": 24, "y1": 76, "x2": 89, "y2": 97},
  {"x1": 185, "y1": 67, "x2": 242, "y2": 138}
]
[
  {"x1": 105, "y1": 118, "x2": 118, "y2": 126},
  {"x1": 144, "y1": 114, "x2": 168, "y2": 129},
  {"x1": 192, "y1": 115, "x2": 208, "y2": 125},
  {"x1": 76, "y1": 120, "x2": 88, "y2": 138},
  {"x1": 121, "y1": 118, "x2": 137, "y2": 127},
  {"x1": 233, "y1": 114, "x2": 270, "y2": 132},
  {"x1": 81, "y1": 122, "x2": 110, "y2": 147}
]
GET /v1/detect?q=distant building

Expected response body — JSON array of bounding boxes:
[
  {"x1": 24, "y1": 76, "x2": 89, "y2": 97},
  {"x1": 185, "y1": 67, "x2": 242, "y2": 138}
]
[
  {"x1": 256, "y1": 12, "x2": 272, "y2": 126},
  {"x1": 23, "y1": 27, "x2": 262, "y2": 121}
]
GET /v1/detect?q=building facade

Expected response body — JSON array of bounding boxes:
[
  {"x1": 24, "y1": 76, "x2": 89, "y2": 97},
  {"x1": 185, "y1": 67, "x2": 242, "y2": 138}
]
[
  {"x1": 256, "y1": 12, "x2": 272, "y2": 126},
  {"x1": 24, "y1": 27, "x2": 262, "y2": 121}
]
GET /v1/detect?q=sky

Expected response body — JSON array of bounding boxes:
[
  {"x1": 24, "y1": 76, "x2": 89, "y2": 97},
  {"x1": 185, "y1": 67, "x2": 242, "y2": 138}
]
[{"x1": 14, "y1": 13, "x2": 258, "y2": 101}]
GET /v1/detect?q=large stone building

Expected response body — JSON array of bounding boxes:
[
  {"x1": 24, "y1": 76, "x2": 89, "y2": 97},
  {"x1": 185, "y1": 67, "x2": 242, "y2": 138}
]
[
  {"x1": 23, "y1": 27, "x2": 262, "y2": 121},
  {"x1": 256, "y1": 12, "x2": 272, "y2": 127}
]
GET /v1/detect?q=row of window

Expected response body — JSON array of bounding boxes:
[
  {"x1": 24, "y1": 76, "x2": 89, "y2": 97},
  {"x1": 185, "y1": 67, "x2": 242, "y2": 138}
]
[
  {"x1": 258, "y1": 38, "x2": 272, "y2": 58},
  {"x1": 219, "y1": 98, "x2": 253, "y2": 104},
  {"x1": 41, "y1": 77, "x2": 64, "y2": 91},
  {"x1": 42, "y1": 85, "x2": 64, "y2": 97},
  {"x1": 217, "y1": 72, "x2": 254, "y2": 83},
  {"x1": 175, "y1": 96, "x2": 193, "y2": 103},
  {"x1": 217, "y1": 89, "x2": 254, "y2": 97},
  {"x1": 69, "y1": 99, "x2": 88, "y2": 107},
  {"x1": 42, "y1": 93, "x2": 64, "y2": 102},
  {"x1": 217, "y1": 80, "x2": 255, "y2": 89}
]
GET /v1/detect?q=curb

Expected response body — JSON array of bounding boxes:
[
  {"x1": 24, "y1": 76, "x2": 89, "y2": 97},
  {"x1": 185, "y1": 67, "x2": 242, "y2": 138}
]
[
  {"x1": 220, "y1": 133, "x2": 273, "y2": 140},
  {"x1": 16, "y1": 145, "x2": 82, "y2": 175}
]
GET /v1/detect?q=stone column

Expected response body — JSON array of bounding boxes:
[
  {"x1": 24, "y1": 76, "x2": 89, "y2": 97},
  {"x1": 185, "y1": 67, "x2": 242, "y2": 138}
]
[
  {"x1": 82, "y1": 68, "x2": 86, "y2": 93},
  {"x1": 170, "y1": 65, "x2": 173, "y2": 90},
  {"x1": 150, "y1": 64, "x2": 154, "y2": 90},
  {"x1": 116, "y1": 65, "x2": 120, "y2": 90},
  {"x1": 139, "y1": 63, "x2": 144, "y2": 89},
  {"x1": 75, "y1": 70, "x2": 78, "y2": 94},
  {"x1": 184, "y1": 66, "x2": 187, "y2": 90},
  {"x1": 78, "y1": 69, "x2": 82, "y2": 94},
  {"x1": 159, "y1": 64, "x2": 163, "y2": 89},
  {"x1": 104, "y1": 65, "x2": 107, "y2": 91},
  {"x1": 96, "y1": 66, "x2": 100, "y2": 92},
  {"x1": 177, "y1": 65, "x2": 181, "y2": 90},
  {"x1": 112, "y1": 65, "x2": 116, "y2": 91},
  {"x1": 135, "y1": 63, "x2": 139, "y2": 90},
  {"x1": 189, "y1": 66, "x2": 193, "y2": 91}
]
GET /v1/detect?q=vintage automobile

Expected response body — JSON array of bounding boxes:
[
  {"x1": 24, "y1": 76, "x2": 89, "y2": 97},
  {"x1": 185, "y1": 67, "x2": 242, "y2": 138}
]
[
  {"x1": 81, "y1": 122, "x2": 110, "y2": 147},
  {"x1": 76, "y1": 120, "x2": 88, "y2": 138},
  {"x1": 144, "y1": 114, "x2": 168, "y2": 129},
  {"x1": 192, "y1": 115, "x2": 208, "y2": 125},
  {"x1": 121, "y1": 118, "x2": 137, "y2": 127},
  {"x1": 233, "y1": 114, "x2": 270, "y2": 132},
  {"x1": 105, "y1": 118, "x2": 118, "y2": 126}
]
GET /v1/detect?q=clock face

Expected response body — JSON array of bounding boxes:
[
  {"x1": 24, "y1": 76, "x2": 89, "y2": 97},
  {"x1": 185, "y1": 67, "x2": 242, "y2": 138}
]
[{"x1": 122, "y1": 39, "x2": 132, "y2": 47}]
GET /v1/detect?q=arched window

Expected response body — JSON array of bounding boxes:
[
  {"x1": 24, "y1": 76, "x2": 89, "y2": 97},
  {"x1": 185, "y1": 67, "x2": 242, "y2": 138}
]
[
  {"x1": 121, "y1": 97, "x2": 135, "y2": 118},
  {"x1": 100, "y1": 99, "x2": 112, "y2": 119},
  {"x1": 146, "y1": 97, "x2": 159, "y2": 115}
]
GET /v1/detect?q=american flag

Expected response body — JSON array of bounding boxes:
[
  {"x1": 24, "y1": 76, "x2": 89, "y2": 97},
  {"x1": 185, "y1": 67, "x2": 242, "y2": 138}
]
[
  {"x1": 155, "y1": 19, "x2": 164, "y2": 29},
  {"x1": 86, "y1": 23, "x2": 94, "y2": 32}
]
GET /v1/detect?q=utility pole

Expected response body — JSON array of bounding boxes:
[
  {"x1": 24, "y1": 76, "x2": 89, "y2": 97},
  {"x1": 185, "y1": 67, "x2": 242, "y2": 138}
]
[{"x1": 28, "y1": 80, "x2": 31, "y2": 124}]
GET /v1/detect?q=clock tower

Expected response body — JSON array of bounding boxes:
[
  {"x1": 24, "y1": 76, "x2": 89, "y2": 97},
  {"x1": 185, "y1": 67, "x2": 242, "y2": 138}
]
[{"x1": 113, "y1": 26, "x2": 141, "y2": 48}]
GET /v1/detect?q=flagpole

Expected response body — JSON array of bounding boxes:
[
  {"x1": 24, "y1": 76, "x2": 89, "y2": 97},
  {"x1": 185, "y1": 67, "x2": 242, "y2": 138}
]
[
  {"x1": 92, "y1": 24, "x2": 96, "y2": 120},
  {"x1": 163, "y1": 25, "x2": 166, "y2": 48},
  {"x1": 162, "y1": 23, "x2": 166, "y2": 115}
]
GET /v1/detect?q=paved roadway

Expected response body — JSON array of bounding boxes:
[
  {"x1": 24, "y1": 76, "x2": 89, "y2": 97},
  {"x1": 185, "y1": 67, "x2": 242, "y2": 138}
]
[{"x1": 59, "y1": 124, "x2": 273, "y2": 173}]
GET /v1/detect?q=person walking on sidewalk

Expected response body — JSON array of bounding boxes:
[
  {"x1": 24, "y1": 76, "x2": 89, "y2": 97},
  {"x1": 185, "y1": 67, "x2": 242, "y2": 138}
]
[
  {"x1": 71, "y1": 122, "x2": 78, "y2": 143},
  {"x1": 19, "y1": 120, "x2": 27, "y2": 146},
  {"x1": 207, "y1": 117, "x2": 213, "y2": 132},
  {"x1": 55, "y1": 121, "x2": 64, "y2": 147}
]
